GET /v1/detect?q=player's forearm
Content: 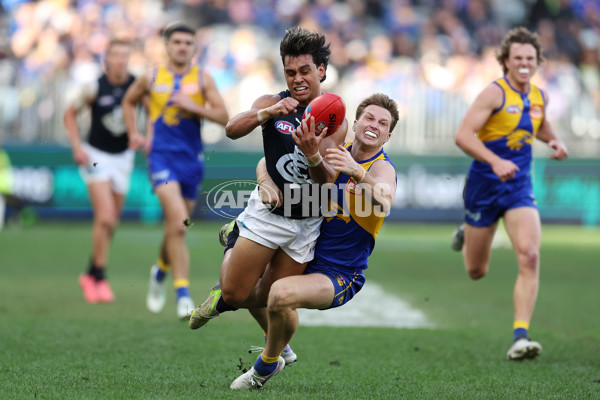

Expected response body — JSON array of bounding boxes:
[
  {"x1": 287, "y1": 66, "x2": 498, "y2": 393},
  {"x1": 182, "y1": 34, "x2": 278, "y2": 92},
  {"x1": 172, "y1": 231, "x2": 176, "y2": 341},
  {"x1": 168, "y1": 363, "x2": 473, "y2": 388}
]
[
  {"x1": 192, "y1": 104, "x2": 229, "y2": 126},
  {"x1": 63, "y1": 108, "x2": 82, "y2": 148},
  {"x1": 122, "y1": 99, "x2": 139, "y2": 137},
  {"x1": 355, "y1": 170, "x2": 394, "y2": 215},
  {"x1": 306, "y1": 152, "x2": 336, "y2": 184},
  {"x1": 535, "y1": 121, "x2": 559, "y2": 145},
  {"x1": 225, "y1": 109, "x2": 264, "y2": 139},
  {"x1": 456, "y1": 130, "x2": 502, "y2": 166}
]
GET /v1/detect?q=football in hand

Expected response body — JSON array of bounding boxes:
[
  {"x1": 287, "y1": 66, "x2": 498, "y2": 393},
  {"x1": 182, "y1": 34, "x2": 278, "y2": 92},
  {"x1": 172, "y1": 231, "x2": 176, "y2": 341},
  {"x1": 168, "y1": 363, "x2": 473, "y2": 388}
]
[{"x1": 302, "y1": 93, "x2": 346, "y2": 137}]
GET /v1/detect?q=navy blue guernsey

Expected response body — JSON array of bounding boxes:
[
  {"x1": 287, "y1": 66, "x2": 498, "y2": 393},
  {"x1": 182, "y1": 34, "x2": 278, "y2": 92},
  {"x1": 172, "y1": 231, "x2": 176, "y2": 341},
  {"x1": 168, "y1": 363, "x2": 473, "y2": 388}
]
[
  {"x1": 88, "y1": 74, "x2": 135, "y2": 154},
  {"x1": 262, "y1": 90, "x2": 320, "y2": 219}
]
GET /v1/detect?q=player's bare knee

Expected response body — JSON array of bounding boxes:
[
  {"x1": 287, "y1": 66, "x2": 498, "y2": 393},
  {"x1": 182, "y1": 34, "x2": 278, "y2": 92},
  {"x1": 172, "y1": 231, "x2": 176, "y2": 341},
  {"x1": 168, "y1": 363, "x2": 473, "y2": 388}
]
[
  {"x1": 267, "y1": 281, "x2": 293, "y2": 313},
  {"x1": 220, "y1": 286, "x2": 246, "y2": 307},
  {"x1": 167, "y1": 222, "x2": 187, "y2": 237},
  {"x1": 518, "y1": 249, "x2": 539, "y2": 273},
  {"x1": 97, "y1": 215, "x2": 117, "y2": 233},
  {"x1": 467, "y1": 264, "x2": 487, "y2": 280}
]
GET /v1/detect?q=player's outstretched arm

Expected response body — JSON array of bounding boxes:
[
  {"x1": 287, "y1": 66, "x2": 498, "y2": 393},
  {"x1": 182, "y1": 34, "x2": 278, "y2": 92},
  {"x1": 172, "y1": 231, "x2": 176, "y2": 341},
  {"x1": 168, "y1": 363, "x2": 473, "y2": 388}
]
[
  {"x1": 122, "y1": 72, "x2": 150, "y2": 151},
  {"x1": 225, "y1": 95, "x2": 295, "y2": 140}
]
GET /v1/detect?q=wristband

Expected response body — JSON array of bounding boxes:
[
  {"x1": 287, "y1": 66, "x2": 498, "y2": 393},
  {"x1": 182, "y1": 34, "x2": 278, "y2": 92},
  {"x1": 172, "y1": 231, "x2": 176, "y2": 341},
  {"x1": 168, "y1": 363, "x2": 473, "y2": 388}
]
[
  {"x1": 257, "y1": 173, "x2": 270, "y2": 182},
  {"x1": 354, "y1": 165, "x2": 366, "y2": 183},
  {"x1": 258, "y1": 176, "x2": 273, "y2": 185},
  {"x1": 306, "y1": 152, "x2": 323, "y2": 168},
  {"x1": 257, "y1": 108, "x2": 271, "y2": 124}
]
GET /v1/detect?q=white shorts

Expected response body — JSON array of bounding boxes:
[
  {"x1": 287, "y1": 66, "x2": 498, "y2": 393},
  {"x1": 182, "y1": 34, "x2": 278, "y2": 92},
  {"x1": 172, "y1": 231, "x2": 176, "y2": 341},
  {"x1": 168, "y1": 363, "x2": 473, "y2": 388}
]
[
  {"x1": 237, "y1": 188, "x2": 323, "y2": 264},
  {"x1": 79, "y1": 143, "x2": 135, "y2": 195}
]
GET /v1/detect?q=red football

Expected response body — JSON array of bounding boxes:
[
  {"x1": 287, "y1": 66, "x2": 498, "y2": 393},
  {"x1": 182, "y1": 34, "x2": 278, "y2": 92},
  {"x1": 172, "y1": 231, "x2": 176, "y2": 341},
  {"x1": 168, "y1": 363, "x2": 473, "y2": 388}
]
[{"x1": 302, "y1": 93, "x2": 346, "y2": 137}]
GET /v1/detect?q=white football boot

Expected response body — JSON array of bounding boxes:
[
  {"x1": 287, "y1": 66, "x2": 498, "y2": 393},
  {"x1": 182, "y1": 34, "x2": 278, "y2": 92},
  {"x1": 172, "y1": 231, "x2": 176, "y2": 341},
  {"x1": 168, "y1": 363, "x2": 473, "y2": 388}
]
[
  {"x1": 230, "y1": 357, "x2": 285, "y2": 390},
  {"x1": 146, "y1": 265, "x2": 167, "y2": 313},
  {"x1": 507, "y1": 337, "x2": 542, "y2": 360},
  {"x1": 176, "y1": 296, "x2": 195, "y2": 319},
  {"x1": 451, "y1": 223, "x2": 465, "y2": 251}
]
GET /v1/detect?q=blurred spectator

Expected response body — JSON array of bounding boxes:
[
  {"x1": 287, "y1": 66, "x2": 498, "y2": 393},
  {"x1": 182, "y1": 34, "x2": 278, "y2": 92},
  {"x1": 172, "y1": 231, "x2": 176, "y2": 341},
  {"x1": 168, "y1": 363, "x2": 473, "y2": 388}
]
[{"x1": 1, "y1": 0, "x2": 598, "y2": 156}]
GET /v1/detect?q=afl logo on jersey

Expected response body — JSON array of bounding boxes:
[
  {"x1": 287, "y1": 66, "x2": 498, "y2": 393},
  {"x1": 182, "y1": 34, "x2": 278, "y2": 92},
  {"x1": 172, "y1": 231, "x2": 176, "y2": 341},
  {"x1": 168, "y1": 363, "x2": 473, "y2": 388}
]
[
  {"x1": 506, "y1": 105, "x2": 521, "y2": 114},
  {"x1": 275, "y1": 120, "x2": 295, "y2": 135},
  {"x1": 153, "y1": 84, "x2": 170, "y2": 93},
  {"x1": 98, "y1": 95, "x2": 115, "y2": 107}
]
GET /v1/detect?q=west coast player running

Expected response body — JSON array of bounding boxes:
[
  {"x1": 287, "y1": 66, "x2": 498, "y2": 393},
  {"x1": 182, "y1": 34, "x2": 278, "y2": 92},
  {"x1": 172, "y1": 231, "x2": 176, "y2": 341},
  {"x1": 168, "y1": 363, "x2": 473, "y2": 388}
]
[
  {"x1": 450, "y1": 27, "x2": 568, "y2": 360},
  {"x1": 122, "y1": 23, "x2": 229, "y2": 318}
]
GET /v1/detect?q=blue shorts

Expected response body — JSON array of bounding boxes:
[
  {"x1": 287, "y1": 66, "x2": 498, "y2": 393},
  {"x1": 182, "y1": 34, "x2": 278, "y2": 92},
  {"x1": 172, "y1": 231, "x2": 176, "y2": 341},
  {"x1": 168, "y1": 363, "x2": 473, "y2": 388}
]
[
  {"x1": 463, "y1": 174, "x2": 536, "y2": 227},
  {"x1": 304, "y1": 257, "x2": 366, "y2": 310},
  {"x1": 148, "y1": 151, "x2": 204, "y2": 200}
]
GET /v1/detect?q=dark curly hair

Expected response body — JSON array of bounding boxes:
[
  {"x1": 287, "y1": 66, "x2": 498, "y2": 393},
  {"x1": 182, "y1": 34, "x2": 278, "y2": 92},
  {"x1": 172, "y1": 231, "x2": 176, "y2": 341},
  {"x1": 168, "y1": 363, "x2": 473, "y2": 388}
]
[
  {"x1": 496, "y1": 27, "x2": 544, "y2": 75},
  {"x1": 280, "y1": 27, "x2": 331, "y2": 83}
]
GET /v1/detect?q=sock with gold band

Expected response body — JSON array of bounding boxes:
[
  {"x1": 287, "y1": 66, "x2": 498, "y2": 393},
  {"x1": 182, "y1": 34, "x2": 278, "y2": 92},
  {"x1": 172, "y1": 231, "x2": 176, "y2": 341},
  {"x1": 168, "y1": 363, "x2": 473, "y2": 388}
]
[
  {"x1": 513, "y1": 320, "x2": 529, "y2": 341},
  {"x1": 155, "y1": 259, "x2": 170, "y2": 282},
  {"x1": 174, "y1": 278, "x2": 190, "y2": 300},
  {"x1": 253, "y1": 352, "x2": 280, "y2": 376}
]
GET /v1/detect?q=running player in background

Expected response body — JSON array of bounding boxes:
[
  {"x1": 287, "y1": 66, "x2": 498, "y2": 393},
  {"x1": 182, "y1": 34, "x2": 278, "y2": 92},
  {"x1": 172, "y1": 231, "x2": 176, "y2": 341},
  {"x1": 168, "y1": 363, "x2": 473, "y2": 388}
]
[
  {"x1": 191, "y1": 26, "x2": 347, "y2": 324},
  {"x1": 450, "y1": 27, "x2": 568, "y2": 360},
  {"x1": 228, "y1": 93, "x2": 399, "y2": 389},
  {"x1": 122, "y1": 23, "x2": 229, "y2": 319},
  {"x1": 64, "y1": 39, "x2": 135, "y2": 304}
]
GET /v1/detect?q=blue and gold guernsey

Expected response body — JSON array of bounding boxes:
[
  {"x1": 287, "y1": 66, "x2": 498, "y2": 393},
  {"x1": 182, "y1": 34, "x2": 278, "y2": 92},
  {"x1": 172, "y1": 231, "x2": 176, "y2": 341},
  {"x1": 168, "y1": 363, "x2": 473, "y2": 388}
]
[
  {"x1": 313, "y1": 143, "x2": 394, "y2": 272},
  {"x1": 149, "y1": 65, "x2": 205, "y2": 155},
  {"x1": 470, "y1": 77, "x2": 546, "y2": 181}
]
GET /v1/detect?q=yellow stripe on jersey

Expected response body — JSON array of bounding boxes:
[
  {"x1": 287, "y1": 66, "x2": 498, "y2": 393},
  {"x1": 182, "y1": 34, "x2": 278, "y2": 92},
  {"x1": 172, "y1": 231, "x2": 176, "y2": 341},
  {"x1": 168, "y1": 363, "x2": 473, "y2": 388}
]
[
  {"x1": 148, "y1": 65, "x2": 205, "y2": 125},
  {"x1": 477, "y1": 78, "x2": 545, "y2": 148}
]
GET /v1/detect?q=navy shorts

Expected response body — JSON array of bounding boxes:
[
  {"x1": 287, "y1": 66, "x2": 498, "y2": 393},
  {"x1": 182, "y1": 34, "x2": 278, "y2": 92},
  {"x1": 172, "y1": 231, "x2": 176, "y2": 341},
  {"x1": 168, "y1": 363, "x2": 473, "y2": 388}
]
[
  {"x1": 463, "y1": 175, "x2": 537, "y2": 227},
  {"x1": 304, "y1": 258, "x2": 366, "y2": 310},
  {"x1": 148, "y1": 151, "x2": 204, "y2": 200}
]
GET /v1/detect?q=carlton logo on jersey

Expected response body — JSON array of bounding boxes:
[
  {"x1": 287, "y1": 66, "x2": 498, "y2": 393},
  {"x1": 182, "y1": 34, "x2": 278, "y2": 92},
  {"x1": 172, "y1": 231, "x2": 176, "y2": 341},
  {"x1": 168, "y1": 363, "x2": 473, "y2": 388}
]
[{"x1": 275, "y1": 120, "x2": 295, "y2": 135}]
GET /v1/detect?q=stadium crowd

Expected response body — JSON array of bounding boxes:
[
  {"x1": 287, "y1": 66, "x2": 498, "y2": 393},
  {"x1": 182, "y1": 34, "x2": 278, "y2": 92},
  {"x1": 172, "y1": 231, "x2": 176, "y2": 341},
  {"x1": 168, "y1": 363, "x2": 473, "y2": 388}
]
[{"x1": 0, "y1": 0, "x2": 599, "y2": 155}]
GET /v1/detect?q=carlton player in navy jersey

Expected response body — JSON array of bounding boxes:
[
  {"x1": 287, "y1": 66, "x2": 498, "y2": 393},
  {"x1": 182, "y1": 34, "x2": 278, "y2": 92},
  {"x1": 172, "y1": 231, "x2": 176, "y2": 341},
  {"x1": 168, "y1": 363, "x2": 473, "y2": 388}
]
[
  {"x1": 64, "y1": 39, "x2": 135, "y2": 304},
  {"x1": 451, "y1": 27, "x2": 568, "y2": 360},
  {"x1": 191, "y1": 27, "x2": 347, "y2": 326}
]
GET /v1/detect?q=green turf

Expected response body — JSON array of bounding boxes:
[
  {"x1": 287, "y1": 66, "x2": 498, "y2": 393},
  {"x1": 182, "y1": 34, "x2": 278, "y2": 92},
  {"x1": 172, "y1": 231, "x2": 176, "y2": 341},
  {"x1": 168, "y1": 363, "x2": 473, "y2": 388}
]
[{"x1": 1, "y1": 221, "x2": 599, "y2": 399}]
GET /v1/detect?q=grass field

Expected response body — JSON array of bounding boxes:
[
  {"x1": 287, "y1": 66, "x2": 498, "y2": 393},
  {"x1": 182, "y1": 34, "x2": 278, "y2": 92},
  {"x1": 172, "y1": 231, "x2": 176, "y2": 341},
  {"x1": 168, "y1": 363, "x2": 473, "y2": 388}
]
[{"x1": 1, "y1": 221, "x2": 599, "y2": 399}]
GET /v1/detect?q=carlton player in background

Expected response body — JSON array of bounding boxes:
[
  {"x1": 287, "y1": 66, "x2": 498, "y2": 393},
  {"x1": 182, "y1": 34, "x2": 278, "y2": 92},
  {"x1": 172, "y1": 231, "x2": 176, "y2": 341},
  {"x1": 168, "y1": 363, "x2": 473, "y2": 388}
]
[{"x1": 64, "y1": 39, "x2": 135, "y2": 304}]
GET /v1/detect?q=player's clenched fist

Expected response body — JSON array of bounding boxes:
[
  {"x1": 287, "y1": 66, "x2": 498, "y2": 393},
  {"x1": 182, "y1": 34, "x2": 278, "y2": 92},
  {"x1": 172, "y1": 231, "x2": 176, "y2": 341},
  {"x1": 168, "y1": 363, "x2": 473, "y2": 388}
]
[{"x1": 268, "y1": 97, "x2": 299, "y2": 117}]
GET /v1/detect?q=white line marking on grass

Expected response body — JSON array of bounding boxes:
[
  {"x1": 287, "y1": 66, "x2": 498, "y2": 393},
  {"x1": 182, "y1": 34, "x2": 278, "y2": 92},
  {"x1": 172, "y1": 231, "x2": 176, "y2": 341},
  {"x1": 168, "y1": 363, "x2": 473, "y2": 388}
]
[{"x1": 297, "y1": 282, "x2": 433, "y2": 329}]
